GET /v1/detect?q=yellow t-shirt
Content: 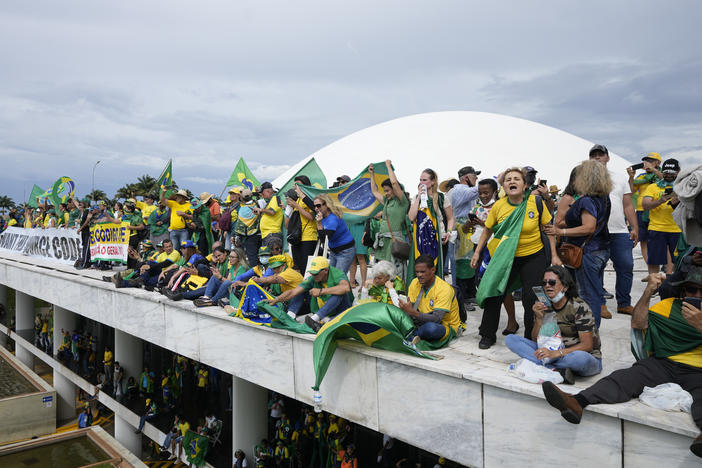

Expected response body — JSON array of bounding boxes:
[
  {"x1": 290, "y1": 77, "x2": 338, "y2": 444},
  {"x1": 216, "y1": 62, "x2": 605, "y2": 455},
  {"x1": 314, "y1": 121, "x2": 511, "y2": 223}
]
[
  {"x1": 166, "y1": 200, "x2": 191, "y2": 230},
  {"x1": 137, "y1": 201, "x2": 156, "y2": 225},
  {"x1": 485, "y1": 195, "x2": 552, "y2": 257},
  {"x1": 633, "y1": 173, "x2": 655, "y2": 211},
  {"x1": 642, "y1": 184, "x2": 680, "y2": 233},
  {"x1": 279, "y1": 267, "x2": 304, "y2": 293},
  {"x1": 156, "y1": 250, "x2": 182, "y2": 264},
  {"x1": 197, "y1": 370, "x2": 208, "y2": 387},
  {"x1": 104, "y1": 350, "x2": 113, "y2": 366},
  {"x1": 407, "y1": 276, "x2": 460, "y2": 340},
  {"x1": 8, "y1": 218, "x2": 17, "y2": 227},
  {"x1": 178, "y1": 421, "x2": 190, "y2": 436},
  {"x1": 296, "y1": 198, "x2": 318, "y2": 242},
  {"x1": 260, "y1": 196, "x2": 284, "y2": 239}
]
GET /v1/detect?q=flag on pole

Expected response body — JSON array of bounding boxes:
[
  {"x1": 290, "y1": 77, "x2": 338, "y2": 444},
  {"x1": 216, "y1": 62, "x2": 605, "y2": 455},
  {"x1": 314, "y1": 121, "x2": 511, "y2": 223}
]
[
  {"x1": 278, "y1": 157, "x2": 327, "y2": 194},
  {"x1": 157, "y1": 159, "x2": 174, "y2": 198},
  {"x1": 298, "y1": 162, "x2": 390, "y2": 224},
  {"x1": 27, "y1": 185, "x2": 46, "y2": 208},
  {"x1": 312, "y1": 302, "x2": 451, "y2": 390},
  {"x1": 226, "y1": 157, "x2": 260, "y2": 190}
]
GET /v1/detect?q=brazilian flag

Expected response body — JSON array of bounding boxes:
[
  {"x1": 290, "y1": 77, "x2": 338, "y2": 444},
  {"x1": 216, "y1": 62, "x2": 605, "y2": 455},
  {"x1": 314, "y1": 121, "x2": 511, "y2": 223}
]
[
  {"x1": 312, "y1": 302, "x2": 455, "y2": 390},
  {"x1": 183, "y1": 430, "x2": 209, "y2": 467},
  {"x1": 27, "y1": 184, "x2": 46, "y2": 208},
  {"x1": 645, "y1": 298, "x2": 702, "y2": 358},
  {"x1": 226, "y1": 157, "x2": 260, "y2": 190},
  {"x1": 278, "y1": 157, "x2": 327, "y2": 193},
  {"x1": 298, "y1": 161, "x2": 389, "y2": 224}
]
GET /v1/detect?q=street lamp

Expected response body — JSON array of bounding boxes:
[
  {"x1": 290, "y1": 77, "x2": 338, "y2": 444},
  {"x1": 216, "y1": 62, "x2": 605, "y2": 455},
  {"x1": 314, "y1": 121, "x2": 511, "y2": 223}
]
[{"x1": 92, "y1": 160, "x2": 101, "y2": 200}]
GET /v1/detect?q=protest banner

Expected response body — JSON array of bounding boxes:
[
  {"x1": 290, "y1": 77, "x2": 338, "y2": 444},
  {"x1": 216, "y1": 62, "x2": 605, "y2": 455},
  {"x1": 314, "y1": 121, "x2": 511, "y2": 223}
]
[
  {"x1": 0, "y1": 226, "x2": 82, "y2": 265},
  {"x1": 89, "y1": 221, "x2": 130, "y2": 263}
]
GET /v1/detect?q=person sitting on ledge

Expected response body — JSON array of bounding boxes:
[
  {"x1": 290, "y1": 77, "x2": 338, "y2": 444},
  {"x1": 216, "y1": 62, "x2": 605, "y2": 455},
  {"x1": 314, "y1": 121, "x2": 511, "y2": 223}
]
[
  {"x1": 359, "y1": 260, "x2": 406, "y2": 307},
  {"x1": 399, "y1": 254, "x2": 460, "y2": 345},
  {"x1": 269, "y1": 256, "x2": 352, "y2": 331},
  {"x1": 505, "y1": 265, "x2": 602, "y2": 384},
  {"x1": 132, "y1": 239, "x2": 181, "y2": 289},
  {"x1": 541, "y1": 265, "x2": 702, "y2": 458},
  {"x1": 253, "y1": 254, "x2": 304, "y2": 302}
]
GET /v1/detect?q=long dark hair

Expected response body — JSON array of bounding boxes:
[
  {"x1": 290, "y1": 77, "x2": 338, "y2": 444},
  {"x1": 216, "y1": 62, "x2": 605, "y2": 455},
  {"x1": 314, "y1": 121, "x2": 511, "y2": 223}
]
[{"x1": 544, "y1": 265, "x2": 578, "y2": 299}]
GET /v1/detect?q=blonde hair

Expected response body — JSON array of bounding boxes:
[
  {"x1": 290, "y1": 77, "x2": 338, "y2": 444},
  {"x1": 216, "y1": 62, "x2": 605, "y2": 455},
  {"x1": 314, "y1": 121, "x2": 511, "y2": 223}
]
[
  {"x1": 421, "y1": 168, "x2": 441, "y2": 218},
  {"x1": 315, "y1": 194, "x2": 344, "y2": 219},
  {"x1": 503, "y1": 167, "x2": 527, "y2": 184},
  {"x1": 573, "y1": 160, "x2": 612, "y2": 197}
]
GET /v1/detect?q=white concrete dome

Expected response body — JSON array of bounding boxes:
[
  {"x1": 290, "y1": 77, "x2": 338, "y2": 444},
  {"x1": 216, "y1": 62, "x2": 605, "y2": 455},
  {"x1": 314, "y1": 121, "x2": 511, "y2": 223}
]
[{"x1": 272, "y1": 111, "x2": 631, "y2": 192}]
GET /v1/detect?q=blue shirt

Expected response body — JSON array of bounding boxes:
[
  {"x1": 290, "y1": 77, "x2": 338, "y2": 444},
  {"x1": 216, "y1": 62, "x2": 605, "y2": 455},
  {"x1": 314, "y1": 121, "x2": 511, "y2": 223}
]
[
  {"x1": 449, "y1": 184, "x2": 479, "y2": 219},
  {"x1": 564, "y1": 195, "x2": 610, "y2": 253},
  {"x1": 321, "y1": 213, "x2": 354, "y2": 249}
]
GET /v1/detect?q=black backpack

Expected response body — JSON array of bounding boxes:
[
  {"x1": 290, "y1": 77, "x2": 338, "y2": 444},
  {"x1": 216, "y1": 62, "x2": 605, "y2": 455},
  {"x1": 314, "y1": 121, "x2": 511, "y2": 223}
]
[{"x1": 286, "y1": 211, "x2": 302, "y2": 246}]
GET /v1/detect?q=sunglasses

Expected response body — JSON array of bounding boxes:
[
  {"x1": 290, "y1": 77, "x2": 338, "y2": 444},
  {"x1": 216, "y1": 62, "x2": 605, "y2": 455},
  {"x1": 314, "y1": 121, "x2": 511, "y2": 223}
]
[
  {"x1": 684, "y1": 285, "x2": 702, "y2": 295},
  {"x1": 314, "y1": 203, "x2": 324, "y2": 208},
  {"x1": 542, "y1": 279, "x2": 558, "y2": 286}
]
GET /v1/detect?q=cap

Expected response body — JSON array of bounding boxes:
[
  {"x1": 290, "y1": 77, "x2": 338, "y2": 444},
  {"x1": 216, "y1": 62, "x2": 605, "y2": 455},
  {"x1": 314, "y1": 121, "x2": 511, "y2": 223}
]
[
  {"x1": 589, "y1": 144, "x2": 609, "y2": 156},
  {"x1": 228, "y1": 186, "x2": 242, "y2": 194},
  {"x1": 141, "y1": 239, "x2": 153, "y2": 247},
  {"x1": 240, "y1": 189, "x2": 253, "y2": 199},
  {"x1": 662, "y1": 158, "x2": 680, "y2": 173},
  {"x1": 156, "y1": 240, "x2": 164, "y2": 248},
  {"x1": 439, "y1": 178, "x2": 460, "y2": 193},
  {"x1": 642, "y1": 152, "x2": 662, "y2": 163},
  {"x1": 458, "y1": 166, "x2": 481, "y2": 177},
  {"x1": 336, "y1": 175, "x2": 351, "y2": 184},
  {"x1": 308, "y1": 256, "x2": 330, "y2": 274},
  {"x1": 523, "y1": 166, "x2": 537, "y2": 173},
  {"x1": 181, "y1": 239, "x2": 196, "y2": 249},
  {"x1": 671, "y1": 264, "x2": 702, "y2": 287},
  {"x1": 260, "y1": 182, "x2": 274, "y2": 190},
  {"x1": 267, "y1": 255, "x2": 287, "y2": 269},
  {"x1": 258, "y1": 245, "x2": 271, "y2": 257},
  {"x1": 199, "y1": 192, "x2": 213, "y2": 204}
]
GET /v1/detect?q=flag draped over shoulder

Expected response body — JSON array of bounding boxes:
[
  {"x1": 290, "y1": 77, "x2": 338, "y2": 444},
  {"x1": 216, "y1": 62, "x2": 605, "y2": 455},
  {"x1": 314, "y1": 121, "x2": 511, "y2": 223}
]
[
  {"x1": 312, "y1": 302, "x2": 438, "y2": 390},
  {"x1": 182, "y1": 430, "x2": 209, "y2": 466},
  {"x1": 298, "y1": 162, "x2": 389, "y2": 224},
  {"x1": 407, "y1": 196, "x2": 442, "y2": 282},
  {"x1": 226, "y1": 157, "x2": 260, "y2": 190},
  {"x1": 475, "y1": 193, "x2": 529, "y2": 308},
  {"x1": 645, "y1": 298, "x2": 702, "y2": 358},
  {"x1": 278, "y1": 157, "x2": 327, "y2": 193},
  {"x1": 28, "y1": 184, "x2": 45, "y2": 208}
]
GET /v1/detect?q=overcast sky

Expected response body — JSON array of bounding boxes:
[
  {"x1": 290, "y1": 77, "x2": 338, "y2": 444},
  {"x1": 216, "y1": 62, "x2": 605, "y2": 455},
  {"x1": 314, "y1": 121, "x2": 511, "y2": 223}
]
[{"x1": 1, "y1": 0, "x2": 701, "y2": 202}]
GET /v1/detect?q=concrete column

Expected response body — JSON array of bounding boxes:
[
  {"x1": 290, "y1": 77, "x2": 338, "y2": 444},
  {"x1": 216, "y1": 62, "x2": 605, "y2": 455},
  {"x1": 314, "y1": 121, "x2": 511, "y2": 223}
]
[
  {"x1": 53, "y1": 306, "x2": 76, "y2": 356},
  {"x1": 15, "y1": 291, "x2": 34, "y2": 333},
  {"x1": 53, "y1": 371, "x2": 77, "y2": 421},
  {"x1": 232, "y1": 376, "x2": 268, "y2": 462},
  {"x1": 114, "y1": 329, "x2": 142, "y2": 391},
  {"x1": 15, "y1": 343, "x2": 34, "y2": 369},
  {"x1": 0, "y1": 285, "x2": 7, "y2": 347},
  {"x1": 115, "y1": 414, "x2": 142, "y2": 458}
]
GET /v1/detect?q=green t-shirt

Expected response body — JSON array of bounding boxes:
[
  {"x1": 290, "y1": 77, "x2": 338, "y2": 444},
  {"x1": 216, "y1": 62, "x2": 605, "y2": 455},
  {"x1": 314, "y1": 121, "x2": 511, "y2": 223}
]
[
  {"x1": 68, "y1": 208, "x2": 81, "y2": 228},
  {"x1": 299, "y1": 266, "x2": 353, "y2": 314}
]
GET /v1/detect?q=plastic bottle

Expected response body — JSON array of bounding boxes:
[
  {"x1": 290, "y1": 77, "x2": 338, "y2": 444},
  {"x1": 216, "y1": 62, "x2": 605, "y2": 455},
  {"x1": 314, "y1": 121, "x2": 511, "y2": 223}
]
[
  {"x1": 313, "y1": 390, "x2": 322, "y2": 413},
  {"x1": 419, "y1": 184, "x2": 428, "y2": 209}
]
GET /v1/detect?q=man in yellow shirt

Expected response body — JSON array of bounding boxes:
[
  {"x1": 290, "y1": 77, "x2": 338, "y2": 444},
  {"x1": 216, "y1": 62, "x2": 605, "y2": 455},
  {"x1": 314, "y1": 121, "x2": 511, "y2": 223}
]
[
  {"x1": 254, "y1": 255, "x2": 304, "y2": 317},
  {"x1": 399, "y1": 254, "x2": 460, "y2": 343},
  {"x1": 256, "y1": 182, "x2": 284, "y2": 243},
  {"x1": 103, "y1": 345, "x2": 113, "y2": 384},
  {"x1": 161, "y1": 189, "x2": 191, "y2": 250},
  {"x1": 642, "y1": 158, "x2": 681, "y2": 274},
  {"x1": 136, "y1": 193, "x2": 157, "y2": 227}
]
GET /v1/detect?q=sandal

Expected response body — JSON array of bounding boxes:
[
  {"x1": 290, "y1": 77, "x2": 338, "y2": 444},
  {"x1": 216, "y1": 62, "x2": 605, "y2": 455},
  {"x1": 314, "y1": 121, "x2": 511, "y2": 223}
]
[{"x1": 501, "y1": 324, "x2": 520, "y2": 336}]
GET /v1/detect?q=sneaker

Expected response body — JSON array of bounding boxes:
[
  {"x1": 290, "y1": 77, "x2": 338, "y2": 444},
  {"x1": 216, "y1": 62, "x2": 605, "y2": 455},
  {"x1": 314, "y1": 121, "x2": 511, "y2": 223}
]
[
  {"x1": 217, "y1": 298, "x2": 229, "y2": 307},
  {"x1": 690, "y1": 434, "x2": 702, "y2": 458},
  {"x1": 111, "y1": 273, "x2": 122, "y2": 287},
  {"x1": 102, "y1": 275, "x2": 112, "y2": 282},
  {"x1": 541, "y1": 381, "x2": 582, "y2": 424},
  {"x1": 601, "y1": 305, "x2": 612, "y2": 319},
  {"x1": 512, "y1": 290, "x2": 522, "y2": 301},
  {"x1": 478, "y1": 336, "x2": 496, "y2": 349},
  {"x1": 617, "y1": 306, "x2": 633, "y2": 315},
  {"x1": 287, "y1": 311, "x2": 297, "y2": 320},
  {"x1": 464, "y1": 301, "x2": 476, "y2": 312},
  {"x1": 603, "y1": 289, "x2": 614, "y2": 299},
  {"x1": 305, "y1": 316, "x2": 322, "y2": 333}
]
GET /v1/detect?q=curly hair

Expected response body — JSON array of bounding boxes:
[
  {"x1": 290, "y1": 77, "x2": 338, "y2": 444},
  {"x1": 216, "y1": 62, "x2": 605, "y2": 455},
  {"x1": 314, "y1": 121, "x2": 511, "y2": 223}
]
[
  {"x1": 573, "y1": 160, "x2": 612, "y2": 197},
  {"x1": 371, "y1": 260, "x2": 396, "y2": 279},
  {"x1": 315, "y1": 193, "x2": 345, "y2": 219},
  {"x1": 544, "y1": 265, "x2": 578, "y2": 299}
]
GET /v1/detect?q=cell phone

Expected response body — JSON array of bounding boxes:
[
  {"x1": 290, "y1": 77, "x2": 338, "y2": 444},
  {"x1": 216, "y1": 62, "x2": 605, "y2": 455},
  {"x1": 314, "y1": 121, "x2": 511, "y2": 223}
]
[
  {"x1": 540, "y1": 180, "x2": 547, "y2": 186},
  {"x1": 664, "y1": 187, "x2": 673, "y2": 195},
  {"x1": 532, "y1": 286, "x2": 552, "y2": 308},
  {"x1": 684, "y1": 297, "x2": 701, "y2": 309},
  {"x1": 631, "y1": 162, "x2": 644, "y2": 171},
  {"x1": 468, "y1": 212, "x2": 479, "y2": 221}
]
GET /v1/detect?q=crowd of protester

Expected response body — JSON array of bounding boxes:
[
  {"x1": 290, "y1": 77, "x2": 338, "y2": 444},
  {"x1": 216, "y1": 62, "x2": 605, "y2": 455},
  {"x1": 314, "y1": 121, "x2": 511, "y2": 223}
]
[{"x1": 5, "y1": 146, "x2": 702, "y2": 459}]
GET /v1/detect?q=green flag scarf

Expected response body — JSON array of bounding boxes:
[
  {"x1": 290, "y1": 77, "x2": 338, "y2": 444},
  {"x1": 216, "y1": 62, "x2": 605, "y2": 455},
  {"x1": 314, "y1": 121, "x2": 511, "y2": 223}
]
[
  {"x1": 28, "y1": 184, "x2": 45, "y2": 208},
  {"x1": 475, "y1": 193, "x2": 530, "y2": 308},
  {"x1": 279, "y1": 157, "x2": 327, "y2": 194},
  {"x1": 226, "y1": 157, "x2": 260, "y2": 190},
  {"x1": 312, "y1": 302, "x2": 451, "y2": 390},
  {"x1": 191, "y1": 208, "x2": 213, "y2": 254},
  {"x1": 645, "y1": 298, "x2": 702, "y2": 358}
]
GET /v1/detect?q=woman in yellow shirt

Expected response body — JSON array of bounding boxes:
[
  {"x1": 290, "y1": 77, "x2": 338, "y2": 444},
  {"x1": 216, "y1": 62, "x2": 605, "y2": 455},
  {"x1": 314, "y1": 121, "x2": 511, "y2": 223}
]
[
  {"x1": 471, "y1": 167, "x2": 560, "y2": 349},
  {"x1": 285, "y1": 176, "x2": 318, "y2": 274}
]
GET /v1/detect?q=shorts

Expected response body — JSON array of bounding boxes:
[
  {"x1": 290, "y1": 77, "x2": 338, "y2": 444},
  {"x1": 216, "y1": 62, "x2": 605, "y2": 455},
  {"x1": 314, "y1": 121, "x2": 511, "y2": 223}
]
[
  {"x1": 646, "y1": 230, "x2": 680, "y2": 265},
  {"x1": 636, "y1": 211, "x2": 649, "y2": 242}
]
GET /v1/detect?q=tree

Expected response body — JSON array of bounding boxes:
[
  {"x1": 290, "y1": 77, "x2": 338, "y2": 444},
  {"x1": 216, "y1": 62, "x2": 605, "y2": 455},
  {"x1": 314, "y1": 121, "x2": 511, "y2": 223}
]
[
  {"x1": 0, "y1": 195, "x2": 15, "y2": 215},
  {"x1": 135, "y1": 175, "x2": 158, "y2": 196},
  {"x1": 86, "y1": 190, "x2": 107, "y2": 202},
  {"x1": 114, "y1": 184, "x2": 137, "y2": 200}
]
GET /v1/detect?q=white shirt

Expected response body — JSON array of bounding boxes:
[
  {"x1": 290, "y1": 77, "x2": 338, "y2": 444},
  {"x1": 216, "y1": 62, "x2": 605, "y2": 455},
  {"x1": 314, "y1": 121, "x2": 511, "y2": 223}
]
[{"x1": 608, "y1": 169, "x2": 631, "y2": 234}]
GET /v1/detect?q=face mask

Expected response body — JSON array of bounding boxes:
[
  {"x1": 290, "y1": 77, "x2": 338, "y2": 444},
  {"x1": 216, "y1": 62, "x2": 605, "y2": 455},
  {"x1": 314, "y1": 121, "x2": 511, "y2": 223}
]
[
  {"x1": 551, "y1": 290, "x2": 566, "y2": 303},
  {"x1": 260, "y1": 256, "x2": 270, "y2": 265}
]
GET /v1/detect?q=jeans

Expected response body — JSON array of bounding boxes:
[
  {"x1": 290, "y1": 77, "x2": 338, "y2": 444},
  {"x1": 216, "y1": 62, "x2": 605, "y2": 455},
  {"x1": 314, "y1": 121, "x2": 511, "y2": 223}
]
[
  {"x1": 416, "y1": 322, "x2": 446, "y2": 341},
  {"x1": 169, "y1": 229, "x2": 189, "y2": 250},
  {"x1": 445, "y1": 241, "x2": 457, "y2": 286},
  {"x1": 505, "y1": 334, "x2": 602, "y2": 376},
  {"x1": 183, "y1": 287, "x2": 206, "y2": 300},
  {"x1": 240, "y1": 234, "x2": 262, "y2": 266},
  {"x1": 203, "y1": 276, "x2": 234, "y2": 302},
  {"x1": 329, "y1": 245, "x2": 356, "y2": 275},
  {"x1": 140, "y1": 265, "x2": 163, "y2": 288},
  {"x1": 608, "y1": 233, "x2": 634, "y2": 308},
  {"x1": 137, "y1": 413, "x2": 155, "y2": 431},
  {"x1": 290, "y1": 292, "x2": 351, "y2": 319},
  {"x1": 575, "y1": 249, "x2": 609, "y2": 328}
]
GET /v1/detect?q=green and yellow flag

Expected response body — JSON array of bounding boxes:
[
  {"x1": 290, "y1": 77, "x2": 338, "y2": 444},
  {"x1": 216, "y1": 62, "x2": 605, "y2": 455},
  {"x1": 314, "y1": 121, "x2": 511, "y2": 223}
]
[
  {"x1": 278, "y1": 157, "x2": 327, "y2": 194},
  {"x1": 475, "y1": 192, "x2": 530, "y2": 308},
  {"x1": 226, "y1": 157, "x2": 260, "y2": 190},
  {"x1": 298, "y1": 162, "x2": 389, "y2": 224},
  {"x1": 27, "y1": 184, "x2": 45, "y2": 208},
  {"x1": 312, "y1": 302, "x2": 447, "y2": 390},
  {"x1": 157, "y1": 159, "x2": 173, "y2": 188},
  {"x1": 183, "y1": 430, "x2": 209, "y2": 467}
]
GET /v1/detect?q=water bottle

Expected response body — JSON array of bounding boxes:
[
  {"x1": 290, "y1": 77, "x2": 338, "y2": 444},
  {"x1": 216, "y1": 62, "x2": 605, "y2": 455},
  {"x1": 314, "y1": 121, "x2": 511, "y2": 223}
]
[
  {"x1": 285, "y1": 206, "x2": 293, "y2": 217},
  {"x1": 419, "y1": 184, "x2": 428, "y2": 209},
  {"x1": 313, "y1": 390, "x2": 322, "y2": 413}
]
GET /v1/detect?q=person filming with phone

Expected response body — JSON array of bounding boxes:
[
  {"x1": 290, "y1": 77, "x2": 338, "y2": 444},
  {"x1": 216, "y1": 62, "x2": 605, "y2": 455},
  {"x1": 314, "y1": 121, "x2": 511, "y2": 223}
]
[
  {"x1": 505, "y1": 265, "x2": 602, "y2": 382},
  {"x1": 541, "y1": 264, "x2": 702, "y2": 458}
]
